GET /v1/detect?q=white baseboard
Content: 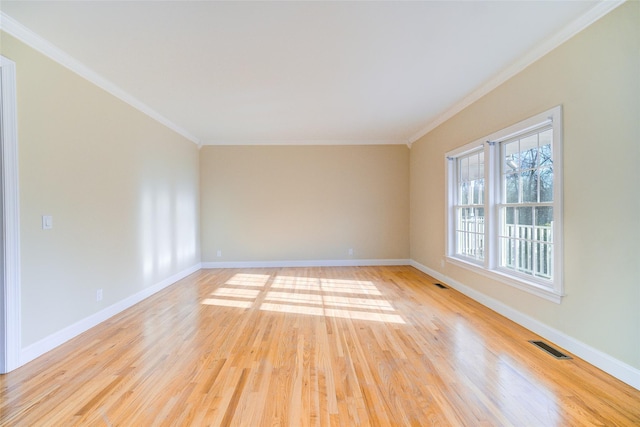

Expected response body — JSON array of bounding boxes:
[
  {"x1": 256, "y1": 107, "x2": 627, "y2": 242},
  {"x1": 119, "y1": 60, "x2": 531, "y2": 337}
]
[
  {"x1": 409, "y1": 260, "x2": 640, "y2": 391},
  {"x1": 202, "y1": 259, "x2": 411, "y2": 269},
  {"x1": 19, "y1": 263, "x2": 202, "y2": 367}
]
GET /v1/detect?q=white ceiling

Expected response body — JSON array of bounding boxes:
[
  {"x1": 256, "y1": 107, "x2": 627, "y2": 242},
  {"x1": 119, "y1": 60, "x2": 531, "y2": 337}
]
[{"x1": 1, "y1": 1, "x2": 613, "y2": 145}]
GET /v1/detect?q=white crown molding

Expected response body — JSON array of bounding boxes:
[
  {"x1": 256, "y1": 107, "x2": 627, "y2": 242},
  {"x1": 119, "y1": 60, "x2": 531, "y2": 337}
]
[
  {"x1": 410, "y1": 260, "x2": 640, "y2": 391},
  {"x1": 0, "y1": 12, "x2": 200, "y2": 145},
  {"x1": 19, "y1": 263, "x2": 201, "y2": 369},
  {"x1": 201, "y1": 139, "x2": 409, "y2": 147},
  {"x1": 407, "y1": 0, "x2": 627, "y2": 144}
]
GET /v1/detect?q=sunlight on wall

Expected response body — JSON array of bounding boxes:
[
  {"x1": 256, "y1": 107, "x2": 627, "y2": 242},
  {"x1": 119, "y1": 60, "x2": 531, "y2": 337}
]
[
  {"x1": 140, "y1": 189, "x2": 173, "y2": 278},
  {"x1": 141, "y1": 191, "x2": 156, "y2": 279},
  {"x1": 140, "y1": 184, "x2": 198, "y2": 282},
  {"x1": 175, "y1": 192, "x2": 197, "y2": 265},
  {"x1": 200, "y1": 273, "x2": 405, "y2": 324},
  {"x1": 156, "y1": 191, "x2": 173, "y2": 273}
]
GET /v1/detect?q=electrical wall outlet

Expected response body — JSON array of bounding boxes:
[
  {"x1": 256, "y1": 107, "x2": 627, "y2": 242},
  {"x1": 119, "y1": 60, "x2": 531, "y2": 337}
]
[
  {"x1": 216, "y1": 250, "x2": 222, "y2": 257},
  {"x1": 96, "y1": 289, "x2": 103, "y2": 302},
  {"x1": 348, "y1": 248, "x2": 354, "y2": 256}
]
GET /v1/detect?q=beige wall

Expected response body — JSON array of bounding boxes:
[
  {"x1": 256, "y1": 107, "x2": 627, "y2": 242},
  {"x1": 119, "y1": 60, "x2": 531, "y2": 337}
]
[
  {"x1": 1, "y1": 33, "x2": 201, "y2": 347},
  {"x1": 410, "y1": 2, "x2": 640, "y2": 369},
  {"x1": 200, "y1": 145, "x2": 409, "y2": 262}
]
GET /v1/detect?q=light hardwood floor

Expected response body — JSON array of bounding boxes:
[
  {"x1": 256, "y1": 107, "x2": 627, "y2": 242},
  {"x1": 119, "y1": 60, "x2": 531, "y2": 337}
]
[{"x1": 1, "y1": 266, "x2": 639, "y2": 426}]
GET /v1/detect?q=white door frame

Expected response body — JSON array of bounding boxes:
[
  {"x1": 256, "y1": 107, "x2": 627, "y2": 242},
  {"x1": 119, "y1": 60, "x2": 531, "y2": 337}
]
[{"x1": 1, "y1": 55, "x2": 21, "y2": 374}]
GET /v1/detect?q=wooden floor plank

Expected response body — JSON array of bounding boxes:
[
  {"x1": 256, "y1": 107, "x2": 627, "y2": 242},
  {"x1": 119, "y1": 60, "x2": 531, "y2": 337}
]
[{"x1": 1, "y1": 266, "x2": 639, "y2": 426}]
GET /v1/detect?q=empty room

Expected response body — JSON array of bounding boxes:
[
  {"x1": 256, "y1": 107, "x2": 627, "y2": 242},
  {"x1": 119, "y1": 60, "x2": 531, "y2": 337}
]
[{"x1": 1, "y1": 1, "x2": 639, "y2": 425}]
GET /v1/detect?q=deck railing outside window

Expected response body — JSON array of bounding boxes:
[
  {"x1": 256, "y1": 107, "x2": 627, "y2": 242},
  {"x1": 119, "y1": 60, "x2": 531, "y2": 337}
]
[{"x1": 458, "y1": 218, "x2": 553, "y2": 280}]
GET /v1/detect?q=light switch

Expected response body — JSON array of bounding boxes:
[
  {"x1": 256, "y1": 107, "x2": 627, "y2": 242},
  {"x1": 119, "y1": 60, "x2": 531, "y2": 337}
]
[{"x1": 42, "y1": 215, "x2": 53, "y2": 230}]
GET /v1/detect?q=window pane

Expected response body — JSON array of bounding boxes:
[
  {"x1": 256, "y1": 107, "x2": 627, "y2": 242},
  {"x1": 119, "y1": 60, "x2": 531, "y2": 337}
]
[
  {"x1": 505, "y1": 173, "x2": 519, "y2": 203},
  {"x1": 455, "y1": 206, "x2": 484, "y2": 261},
  {"x1": 466, "y1": 207, "x2": 476, "y2": 233},
  {"x1": 539, "y1": 130, "x2": 553, "y2": 167},
  {"x1": 504, "y1": 140, "x2": 520, "y2": 170},
  {"x1": 516, "y1": 206, "x2": 533, "y2": 226},
  {"x1": 504, "y1": 207, "x2": 515, "y2": 232},
  {"x1": 456, "y1": 231, "x2": 466, "y2": 254},
  {"x1": 514, "y1": 207, "x2": 531, "y2": 239},
  {"x1": 519, "y1": 134, "x2": 538, "y2": 169},
  {"x1": 499, "y1": 205, "x2": 554, "y2": 278},
  {"x1": 521, "y1": 171, "x2": 538, "y2": 203},
  {"x1": 535, "y1": 207, "x2": 553, "y2": 278},
  {"x1": 468, "y1": 153, "x2": 480, "y2": 180},
  {"x1": 500, "y1": 237, "x2": 515, "y2": 269},
  {"x1": 472, "y1": 207, "x2": 481, "y2": 233},
  {"x1": 456, "y1": 207, "x2": 466, "y2": 230},
  {"x1": 476, "y1": 207, "x2": 485, "y2": 228},
  {"x1": 476, "y1": 151, "x2": 484, "y2": 181},
  {"x1": 459, "y1": 156, "x2": 469, "y2": 181},
  {"x1": 539, "y1": 167, "x2": 553, "y2": 202},
  {"x1": 460, "y1": 182, "x2": 469, "y2": 204},
  {"x1": 535, "y1": 242, "x2": 553, "y2": 279},
  {"x1": 473, "y1": 179, "x2": 484, "y2": 205},
  {"x1": 535, "y1": 206, "x2": 553, "y2": 228},
  {"x1": 460, "y1": 207, "x2": 473, "y2": 230},
  {"x1": 517, "y1": 239, "x2": 533, "y2": 274}
]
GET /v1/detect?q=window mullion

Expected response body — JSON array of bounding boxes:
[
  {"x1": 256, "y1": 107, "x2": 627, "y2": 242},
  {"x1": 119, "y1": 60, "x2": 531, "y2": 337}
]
[
  {"x1": 486, "y1": 141, "x2": 498, "y2": 270},
  {"x1": 446, "y1": 157, "x2": 456, "y2": 258}
]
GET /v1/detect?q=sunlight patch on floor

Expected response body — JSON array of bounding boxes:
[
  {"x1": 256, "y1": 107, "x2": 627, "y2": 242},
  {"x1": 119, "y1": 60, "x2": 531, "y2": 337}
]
[
  {"x1": 225, "y1": 273, "x2": 271, "y2": 287},
  {"x1": 271, "y1": 276, "x2": 382, "y2": 296},
  {"x1": 201, "y1": 273, "x2": 404, "y2": 324}
]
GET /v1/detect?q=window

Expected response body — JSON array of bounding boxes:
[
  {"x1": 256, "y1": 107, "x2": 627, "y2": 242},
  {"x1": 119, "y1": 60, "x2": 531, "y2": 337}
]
[
  {"x1": 500, "y1": 126, "x2": 554, "y2": 280},
  {"x1": 454, "y1": 149, "x2": 485, "y2": 262},
  {"x1": 446, "y1": 106, "x2": 563, "y2": 302}
]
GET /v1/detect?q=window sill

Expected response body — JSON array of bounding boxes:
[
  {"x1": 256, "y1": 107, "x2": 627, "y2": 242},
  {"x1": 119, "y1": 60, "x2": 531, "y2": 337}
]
[{"x1": 446, "y1": 256, "x2": 564, "y2": 304}]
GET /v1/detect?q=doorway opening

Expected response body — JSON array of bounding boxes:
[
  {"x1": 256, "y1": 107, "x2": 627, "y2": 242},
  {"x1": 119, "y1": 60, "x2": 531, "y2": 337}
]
[{"x1": 1, "y1": 54, "x2": 21, "y2": 374}]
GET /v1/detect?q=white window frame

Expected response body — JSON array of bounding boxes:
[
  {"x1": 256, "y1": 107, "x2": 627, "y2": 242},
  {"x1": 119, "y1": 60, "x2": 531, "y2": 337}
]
[
  {"x1": 450, "y1": 148, "x2": 486, "y2": 264},
  {"x1": 445, "y1": 106, "x2": 563, "y2": 303}
]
